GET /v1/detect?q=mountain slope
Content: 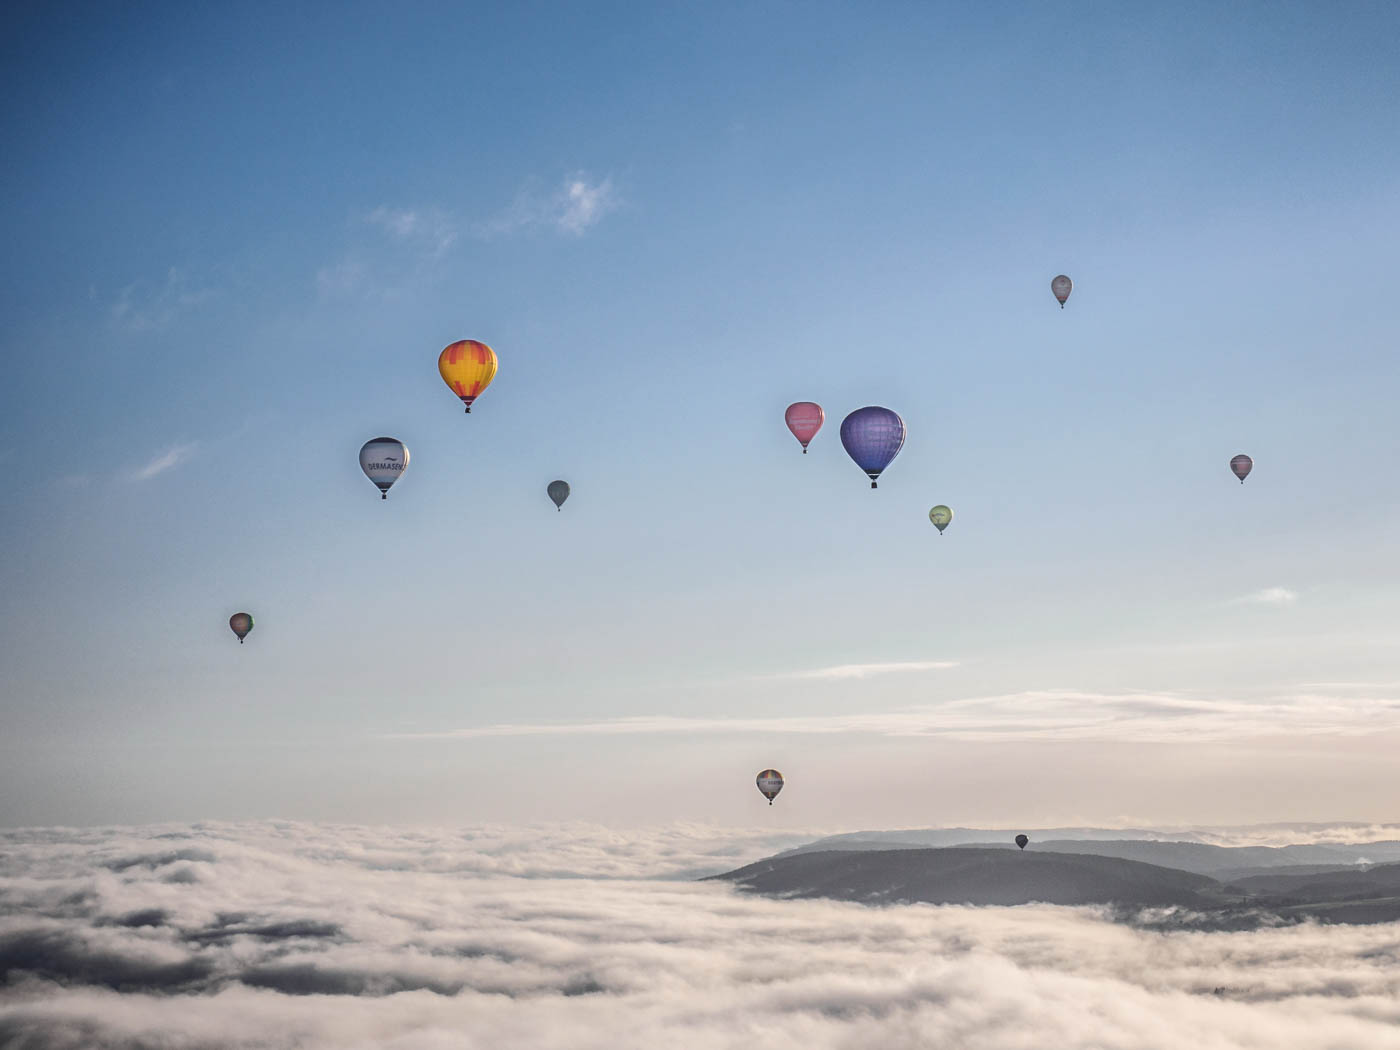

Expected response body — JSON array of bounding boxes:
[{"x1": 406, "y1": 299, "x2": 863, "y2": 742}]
[
  {"x1": 1227, "y1": 862, "x2": 1400, "y2": 899},
  {"x1": 709, "y1": 848, "x2": 1225, "y2": 909}
]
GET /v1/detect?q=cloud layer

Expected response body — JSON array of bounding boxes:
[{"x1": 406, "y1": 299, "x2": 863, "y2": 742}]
[
  {"x1": 387, "y1": 687, "x2": 1400, "y2": 743},
  {"x1": 5, "y1": 823, "x2": 1400, "y2": 1048}
]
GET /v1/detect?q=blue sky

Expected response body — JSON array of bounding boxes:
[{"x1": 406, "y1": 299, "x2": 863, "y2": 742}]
[{"x1": 4, "y1": 2, "x2": 1400, "y2": 827}]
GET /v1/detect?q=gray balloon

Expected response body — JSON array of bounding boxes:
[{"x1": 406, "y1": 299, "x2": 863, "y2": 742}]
[{"x1": 547, "y1": 480, "x2": 570, "y2": 511}]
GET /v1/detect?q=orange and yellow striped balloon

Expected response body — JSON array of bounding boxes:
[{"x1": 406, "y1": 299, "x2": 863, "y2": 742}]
[{"x1": 438, "y1": 339, "x2": 498, "y2": 413}]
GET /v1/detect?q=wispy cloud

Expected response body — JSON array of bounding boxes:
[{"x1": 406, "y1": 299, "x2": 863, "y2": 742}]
[
  {"x1": 386, "y1": 688, "x2": 1400, "y2": 744},
  {"x1": 365, "y1": 205, "x2": 457, "y2": 257},
  {"x1": 479, "y1": 173, "x2": 619, "y2": 238},
  {"x1": 129, "y1": 443, "x2": 198, "y2": 482},
  {"x1": 555, "y1": 175, "x2": 617, "y2": 234},
  {"x1": 770, "y1": 660, "x2": 960, "y2": 681},
  {"x1": 317, "y1": 180, "x2": 618, "y2": 295},
  {"x1": 316, "y1": 206, "x2": 460, "y2": 298},
  {"x1": 110, "y1": 268, "x2": 215, "y2": 332},
  {"x1": 1300, "y1": 681, "x2": 1400, "y2": 690},
  {"x1": 1232, "y1": 587, "x2": 1299, "y2": 606},
  {"x1": 315, "y1": 258, "x2": 370, "y2": 297}
]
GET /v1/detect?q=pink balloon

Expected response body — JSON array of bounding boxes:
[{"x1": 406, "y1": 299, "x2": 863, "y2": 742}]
[{"x1": 785, "y1": 402, "x2": 824, "y2": 453}]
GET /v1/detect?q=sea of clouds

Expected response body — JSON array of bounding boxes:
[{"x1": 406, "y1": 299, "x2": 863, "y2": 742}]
[{"x1": 5, "y1": 821, "x2": 1400, "y2": 1049}]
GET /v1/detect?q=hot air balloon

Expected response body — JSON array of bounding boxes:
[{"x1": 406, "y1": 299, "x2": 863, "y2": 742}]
[
  {"x1": 756, "y1": 769, "x2": 784, "y2": 806},
  {"x1": 785, "y1": 402, "x2": 824, "y2": 454},
  {"x1": 1051, "y1": 274, "x2": 1072, "y2": 308},
  {"x1": 1015, "y1": 834, "x2": 1029, "y2": 850},
  {"x1": 547, "y1": 480, "x2": 570, "y2": 511},
  {"x1": 438, "y1": 340, "x2": 498, "y2": 413},
  {"x1": 929, "y1": 505, "x2": 953, "y2": 534},
  {"x1": 229, "y1": 612, "x2": 253, "y2": 644},
  {"x1": 840, "y1": 407, "x2": 905, "y2": 489},
  {"x1": 360, "y1": 437, "x2": 409, "y2": 500},
  {"x1": 1230, "y1": 454, "x2": 1253, "y2": 484}
]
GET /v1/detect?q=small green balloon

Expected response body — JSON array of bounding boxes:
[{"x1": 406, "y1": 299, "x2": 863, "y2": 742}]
[{"x1": 928, "y1": 505, "x2": 953, "y2": 534}]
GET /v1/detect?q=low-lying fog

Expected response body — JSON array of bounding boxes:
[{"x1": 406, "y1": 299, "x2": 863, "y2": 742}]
[{"x1": 4, "y1": 822, "x2": 1400, "y2": 1049}]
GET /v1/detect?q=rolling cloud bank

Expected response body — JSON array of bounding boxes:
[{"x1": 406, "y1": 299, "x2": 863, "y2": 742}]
[{"x1": 4, "y1": 822, "x2": 1400, "y2": 1048}]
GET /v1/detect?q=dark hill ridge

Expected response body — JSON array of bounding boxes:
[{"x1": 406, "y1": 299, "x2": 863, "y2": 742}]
[
  {"x1": 779, "y1": 829, "x2": 1400, "y2": 875},
  {"x1": 708, "y1": 848, "x2": 1400, "y2": 927},
  {"x1": 708, "y1": 848, "x2": 1226, "y2": 909},
  {"x1": 1024, "y1": 839, "x2": 1368, "y2": 876},
  {"x1": 1227, "y1": 861, "x2": 1400, "y2": 899}
]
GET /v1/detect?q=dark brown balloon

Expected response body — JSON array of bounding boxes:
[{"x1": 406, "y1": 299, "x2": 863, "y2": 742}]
[{"x1": 229, "y1": 612, "x2": 254, "y2": 644}]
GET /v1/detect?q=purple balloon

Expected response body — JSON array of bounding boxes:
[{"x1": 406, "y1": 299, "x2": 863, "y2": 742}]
[{"x1": 840, "y1": 407, "x2": 906, "y2": 489}]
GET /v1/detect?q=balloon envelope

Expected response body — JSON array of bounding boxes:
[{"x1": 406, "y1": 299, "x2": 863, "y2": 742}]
[
  {"x1": 547, "y1": 479, "x2": 570, "y2": 510},
  {"x1": 360, "y1": 437, "x2": 409, "y2": 499},
  {"x1": 438, "y1": 339, "x2": 498, "y2": 412},
  {"x1": 840, "y1": 407, "x2": 906, "y2": 488},
  {"x1": 229, "y1": 612, "x2": 253, "y2": 643},
  {"x1": 756, "y1": 769, "x2": 784, "y2": 805},
  {"x1": 1015, "y1": 834, "x2": 1029, "y2": 850},
  {"x1": 1051, "y1": 274, "x2": 1072, "y2": 307},
  {"x1": 1230, "y1": 454, "x2": 1253, "y2": 483},
  {"x1": 929, "y1": 505, "x2": 953, "y2": 533},
  {"x1": 785, "y1": 402, "x2": 824, "y2": 453}
]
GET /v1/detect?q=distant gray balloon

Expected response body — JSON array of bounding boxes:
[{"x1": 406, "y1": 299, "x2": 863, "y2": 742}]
[{"x1": 547, "y1": 480, "x2": 570, "y2": 511}]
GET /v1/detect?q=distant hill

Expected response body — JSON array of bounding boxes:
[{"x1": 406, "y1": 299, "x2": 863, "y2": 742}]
[
  {"x1": 1227, "y1": 862, "x2": 1400, "y2": 899},
  {"x1": 778, "y1": 828, "x2": 1178, "y2": 856},
  {"x1": 1210, "y1": 862, "x2": 1379, "y2": 883},
  {"x1": 778, "y1": 828, "x2": 1400, "y2": 876},
  {"x1": 1024, "y1": 839, "x2": 1366, "y2": 877},
  {"x1": 709, "y1": 847, "x2": 1400, "y2": 927},
  {"x1": 708, "y1": 848, "x2": 1225, "y2": 909}
]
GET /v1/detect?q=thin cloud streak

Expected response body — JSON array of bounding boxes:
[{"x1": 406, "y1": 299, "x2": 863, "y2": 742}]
[
  {"x1": 771, "y1": 660, "x2": 960, "y2": 680},
  {"x1": 128, "y1": 443, "x2": 198, "y2": 482},
  {"x1": 110, "y1": 268, "x2": 215, "y2": 332},
  {"x1": 385, "y1": 688, "x2": 1400, "y2": 744},
  {"x1": 1232, "y1": 587, "x2": 1299, "y2": 606}
]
